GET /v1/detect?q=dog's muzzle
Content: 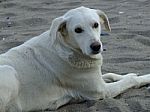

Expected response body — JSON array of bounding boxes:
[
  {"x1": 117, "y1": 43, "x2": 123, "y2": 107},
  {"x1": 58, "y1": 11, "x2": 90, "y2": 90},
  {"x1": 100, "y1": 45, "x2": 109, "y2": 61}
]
[{"x1": 90, "y1": 42, "x2": 101, "y2": 54}]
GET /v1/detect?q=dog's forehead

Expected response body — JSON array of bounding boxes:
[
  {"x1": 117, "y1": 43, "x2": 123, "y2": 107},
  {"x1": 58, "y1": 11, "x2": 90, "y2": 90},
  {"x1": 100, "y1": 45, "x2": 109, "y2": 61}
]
[
  {"x1": 65, "y1": 7, "x2": 91, "y2": 15},
  {"x1": 66, "y1": 7, "x2": 98, "y2": 20},
  {"x1": 64, "y1": 7, "x2": 99, "y2": 27}
]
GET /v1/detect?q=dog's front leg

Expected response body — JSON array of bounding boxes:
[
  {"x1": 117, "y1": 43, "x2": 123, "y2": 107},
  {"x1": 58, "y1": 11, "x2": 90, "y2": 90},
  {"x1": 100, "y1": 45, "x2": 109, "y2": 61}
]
[
  {"x1": 104, "y1": 73, "x2": 150, "y2": 98},
  {"x1": 102, "y1": 73, "x2": 140, "y2": 83}
]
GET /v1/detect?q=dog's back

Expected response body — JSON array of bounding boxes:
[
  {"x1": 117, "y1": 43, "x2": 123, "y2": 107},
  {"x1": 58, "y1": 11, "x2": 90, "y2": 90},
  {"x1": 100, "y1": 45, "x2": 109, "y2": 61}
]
[{"x1": 0, "y1": 30, "x2": 64, "y2": 111}]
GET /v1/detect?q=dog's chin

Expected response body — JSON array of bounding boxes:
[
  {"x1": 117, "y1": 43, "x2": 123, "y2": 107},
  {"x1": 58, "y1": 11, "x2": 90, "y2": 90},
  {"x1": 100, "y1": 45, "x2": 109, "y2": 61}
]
[
  {"x1": 79, "y1": 50, "x2": 102, "y2": 59},
  {"x1": 83, "y1": 50, "x2": 102, "y2": 59},
  {"x1": 89, "y1": 53, "x2": 102, "y2": 59}
]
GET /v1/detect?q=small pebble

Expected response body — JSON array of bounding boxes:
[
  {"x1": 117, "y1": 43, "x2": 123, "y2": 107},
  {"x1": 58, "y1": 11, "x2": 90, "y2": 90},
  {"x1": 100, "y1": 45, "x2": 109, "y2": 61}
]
[
  {"x1": 119, "y1": 11, "x2": 124, "y2": 14},
  {"x1": 8, "y1": 22, "x2": 12, "y2": 25},
  {"x1": 2, "y1": 38, "x2": 5, "y2": 41},
  {"x1": 103, "y1": 48, "x2": 107, "y2": 51},
  {"x1": 6, "y1": 17, "x2": 10, "y2": 20}
]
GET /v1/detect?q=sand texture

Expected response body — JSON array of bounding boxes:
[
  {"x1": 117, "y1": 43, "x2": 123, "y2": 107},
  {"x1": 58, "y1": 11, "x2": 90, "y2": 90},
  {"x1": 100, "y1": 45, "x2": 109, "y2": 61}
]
[{"x1": 0, "y1": 0, "x2": 150, "y2": 111}]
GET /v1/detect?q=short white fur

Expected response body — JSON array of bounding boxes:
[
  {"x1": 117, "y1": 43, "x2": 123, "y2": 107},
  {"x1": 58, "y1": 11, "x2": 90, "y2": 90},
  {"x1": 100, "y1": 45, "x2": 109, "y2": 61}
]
[{"x1": 0, "y1": 6, "x2": 149, "y2": 112}]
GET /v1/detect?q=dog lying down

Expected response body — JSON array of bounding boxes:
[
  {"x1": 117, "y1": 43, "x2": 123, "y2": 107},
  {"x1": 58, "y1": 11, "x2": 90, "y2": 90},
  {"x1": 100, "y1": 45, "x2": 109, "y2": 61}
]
[{"x1": 0, "y1": 6, "x2": 149, "y2": 112}]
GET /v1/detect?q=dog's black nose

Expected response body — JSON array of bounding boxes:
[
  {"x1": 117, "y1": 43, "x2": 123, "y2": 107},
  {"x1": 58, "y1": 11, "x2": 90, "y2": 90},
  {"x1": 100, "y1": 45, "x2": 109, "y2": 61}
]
[{"x1": 90, "y1": 42, "x2": 101, "y2": 54}]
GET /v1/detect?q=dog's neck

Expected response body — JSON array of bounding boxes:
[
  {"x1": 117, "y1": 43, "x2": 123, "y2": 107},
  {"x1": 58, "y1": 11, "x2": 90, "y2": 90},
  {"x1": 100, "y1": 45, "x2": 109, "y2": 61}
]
[
  {"x1": 53, "y1": 33, "x2": 102, "y2": 69},
  {"x1": 68, "y1": 52, "x2": 102, "y2": 69}
]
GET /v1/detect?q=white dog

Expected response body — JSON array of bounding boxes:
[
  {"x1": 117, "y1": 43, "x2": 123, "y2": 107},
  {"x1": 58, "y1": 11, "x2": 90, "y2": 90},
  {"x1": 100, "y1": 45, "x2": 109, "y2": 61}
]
[{"x1": 0, "y1": 6, "x2": 149, "y2": 112}]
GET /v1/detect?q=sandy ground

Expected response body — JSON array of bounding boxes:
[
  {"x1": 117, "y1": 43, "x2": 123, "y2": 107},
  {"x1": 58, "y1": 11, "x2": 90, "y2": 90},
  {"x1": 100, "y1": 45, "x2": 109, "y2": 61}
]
[{"x1": 0, "y1": 0, "x2": 150, "y2": 111}]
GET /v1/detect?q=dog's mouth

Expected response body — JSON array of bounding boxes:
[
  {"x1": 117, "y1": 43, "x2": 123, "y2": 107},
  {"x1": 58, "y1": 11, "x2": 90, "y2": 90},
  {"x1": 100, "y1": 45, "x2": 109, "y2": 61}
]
[
  {"x1": 92, "y1": 50, "x2": 100, "y2": 54},
  {"x1": 74, "y1": 48, "x2": 102, "y2": 60}
]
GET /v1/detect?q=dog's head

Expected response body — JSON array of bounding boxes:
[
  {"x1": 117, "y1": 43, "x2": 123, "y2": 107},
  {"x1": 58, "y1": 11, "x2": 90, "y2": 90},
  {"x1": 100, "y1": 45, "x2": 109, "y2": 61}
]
[{"x1": 50, "y1": 6, "x2": 111, "y2": 59}]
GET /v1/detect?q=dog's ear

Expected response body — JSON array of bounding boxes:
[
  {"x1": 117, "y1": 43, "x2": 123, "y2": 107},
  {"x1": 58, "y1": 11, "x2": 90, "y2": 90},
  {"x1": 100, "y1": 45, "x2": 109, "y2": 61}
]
[
  {"x1": 96, "y1": 10, "x2": 111, "y2": 32},
  {"x1": 49, "y1": 16, "x2": 68, "y2": 43},
  {"x1": 58, "y1": 21, "x2": 68, "y2": 38}
]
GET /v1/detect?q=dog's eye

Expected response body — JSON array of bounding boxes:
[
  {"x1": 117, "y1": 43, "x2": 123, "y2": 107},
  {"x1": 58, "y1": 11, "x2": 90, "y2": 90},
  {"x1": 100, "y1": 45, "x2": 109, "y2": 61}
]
[
  {"x1": 93, "y1": 22, "x2": 99, "y2": 28},
  {"x1": 75, "y1": 27, "x2": 83, "y2": 33}
]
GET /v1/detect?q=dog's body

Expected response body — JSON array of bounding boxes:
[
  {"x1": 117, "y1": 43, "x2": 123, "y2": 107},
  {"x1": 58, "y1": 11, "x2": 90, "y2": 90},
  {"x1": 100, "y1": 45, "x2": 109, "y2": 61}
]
[{"x1": 0, "y1": 7, "x2": 150, "y2": 112}]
